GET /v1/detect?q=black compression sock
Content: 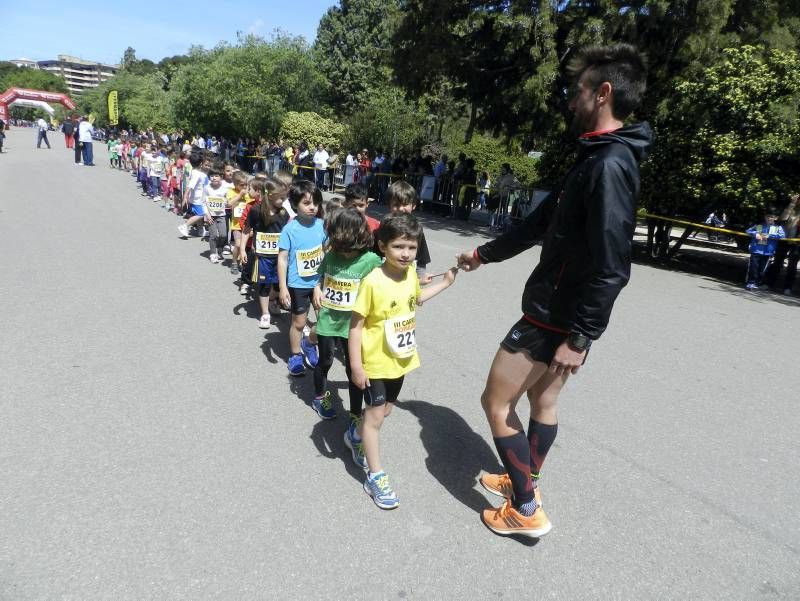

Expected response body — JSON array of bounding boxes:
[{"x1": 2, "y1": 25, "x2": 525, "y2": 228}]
[
  {"x1": 528, "y1": 420, "x2": 558, "y2": 476},
  {"x1": 493, "y1": 432, "x2": 534, "y2": 507}
]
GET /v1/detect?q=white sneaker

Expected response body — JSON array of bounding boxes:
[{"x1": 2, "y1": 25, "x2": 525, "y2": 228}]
[
  {"x1": 239, "y1": 283, "x2": 250, "y2": 295},
  {"x1": 258, "y1": 314, "x2": 271, "y2": 329},
  {"x1": 302, "y1": 325, "x2": 311, "y2": 337},
  {"x1": 154, "y1": 195, "x2": 162, "y2": 202},
  {"x1": 210, "y1": 254, "x2": 221, "y2": 264},
  {"x1": 177, "y1": 223, "x2": 189, "y2": 237},
  {"x1": 222, "y1": 245, "x2": 232, "y2": 256}
]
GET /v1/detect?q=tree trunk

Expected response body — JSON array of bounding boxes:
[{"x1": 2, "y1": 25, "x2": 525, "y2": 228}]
[{"x1": 464, "y1": 103, "x2": 477, "y2": 144}]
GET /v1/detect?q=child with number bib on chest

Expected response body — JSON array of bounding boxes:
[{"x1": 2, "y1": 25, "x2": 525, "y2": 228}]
[
  {"x1": 239, "y1": 179, "x2": 288, "y2": 328},
  {"x1": 204, "y1": 168, "x2": 229, "y2": 264},
  {"x1": 278, "y1": 180, "x2": 326, "y2": 376},
  {"x1": 310, "y1": 210, "x2": 382, "y2": 466},
  {"x1": 349, "y1": 213, "x2": 457, "y2": 508}
]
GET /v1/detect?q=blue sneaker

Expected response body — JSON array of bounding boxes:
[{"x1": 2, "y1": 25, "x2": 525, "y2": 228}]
[
  {"x1": 288, "y1": 353, "x2": 305, "y2": 376},
  {"x1": 312, "y1": 391, "x2": 337, "y2": 420},
  {"x1": 300, "y1": 337, "x2": 319, "y2": 368},
  {"x1": 363, "y1": 471, "x2": 399, "y2": 509},
  {"x1": 344, "y1": 422, "x2": 367, "y2": 471}
]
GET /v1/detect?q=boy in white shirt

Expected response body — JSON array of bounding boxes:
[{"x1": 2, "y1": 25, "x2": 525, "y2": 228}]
[{"x1": 177, "y1": 152, "x2": 208, "y2": 238}]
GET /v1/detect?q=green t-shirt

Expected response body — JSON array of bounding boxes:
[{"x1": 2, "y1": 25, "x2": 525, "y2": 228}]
[{"x1": 316, "y1": 250, "x2": 382, "y2": 338}]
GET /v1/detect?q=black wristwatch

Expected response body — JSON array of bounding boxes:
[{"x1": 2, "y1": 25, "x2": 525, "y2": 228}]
[{"x1": 567, "y1": 332, "x2": 592, "y2": 352}]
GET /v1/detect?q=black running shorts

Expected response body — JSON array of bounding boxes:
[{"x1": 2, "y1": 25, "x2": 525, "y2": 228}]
[
  {"x1": 500, "y1": 317, "x2": 581, "y2": 365},
  {"x1": 364, "y1": 376, "x2": 405, "y2": 407}
]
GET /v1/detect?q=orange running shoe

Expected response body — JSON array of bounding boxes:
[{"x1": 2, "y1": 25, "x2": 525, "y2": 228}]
[
  {"x1": 479, "y1": 473, "x2": 542, "y2": 507},
  {"x1": 481, "y1": 499, "x2": 552, "y2": 538}
]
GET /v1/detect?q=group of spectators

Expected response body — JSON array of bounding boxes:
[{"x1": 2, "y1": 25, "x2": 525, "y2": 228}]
[{"x1": 101, "y1": 129, "x2": 527, "y2": 224}]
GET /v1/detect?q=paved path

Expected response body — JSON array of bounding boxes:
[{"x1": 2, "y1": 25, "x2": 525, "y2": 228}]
[{"x1": 1, "y1": 127, "x2": 798, "y2": 600}]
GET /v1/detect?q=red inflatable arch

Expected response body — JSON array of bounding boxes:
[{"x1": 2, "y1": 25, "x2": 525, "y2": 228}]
[{"x1": 0, "y1": 87, "x2": 77, "y2": 124}]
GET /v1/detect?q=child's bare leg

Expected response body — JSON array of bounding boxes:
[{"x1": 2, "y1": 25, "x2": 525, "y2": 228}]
[
  {"x1": 362, "y1": 403, "x2": 387, "y2": 474},
  {"x1": 289, "y1": 312, "x2": 307, "y2": 354}
]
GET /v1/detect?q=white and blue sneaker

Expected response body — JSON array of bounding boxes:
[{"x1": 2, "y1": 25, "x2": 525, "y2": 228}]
[
  {"x1": 312, "y1": 391, "x2": 336, "y2": 420},
  {"x1": 344, "y1": 419, "x2": 367, "y2": 471},
  {"x1": 363, "y1": 471, "x2": 399, "y2": 510}
]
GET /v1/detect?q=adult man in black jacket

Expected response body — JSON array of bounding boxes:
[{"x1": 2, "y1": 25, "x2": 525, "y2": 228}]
[{"x1": 457, "y1": 44, "x2": 653, "y2": 538}]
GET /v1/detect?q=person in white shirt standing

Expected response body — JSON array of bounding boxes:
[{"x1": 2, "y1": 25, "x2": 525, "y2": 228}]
[
  {"x1": 312, "y1": 143, "x2": 329, "y2": 190},
  {"x1": 36, "y1": 117, "x2": 51, "y2": 149},
  {"x1": 78, "y1": 117, "x2": 94, "y2": 166}
]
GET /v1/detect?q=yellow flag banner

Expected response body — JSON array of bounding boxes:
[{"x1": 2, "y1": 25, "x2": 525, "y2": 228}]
[{"x1": 107, "y1": 90, "x2": 119, "y2": 125}]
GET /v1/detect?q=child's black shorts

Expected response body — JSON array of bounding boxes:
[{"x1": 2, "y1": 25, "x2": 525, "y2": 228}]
[
  {"x1": 289, "y1": 287, "x2": 314, "y2": 315},
  {"x1": 500, "y1": 317, "x2": 587, "y2": 366},
  {"x1": 364, "y1": 376, "x2": 405, "y2": 407}
]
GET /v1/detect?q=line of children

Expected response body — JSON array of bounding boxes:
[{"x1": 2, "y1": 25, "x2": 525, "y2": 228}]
[{"x1": 120, "y1": 153, "x2": 461, "y2": 512}]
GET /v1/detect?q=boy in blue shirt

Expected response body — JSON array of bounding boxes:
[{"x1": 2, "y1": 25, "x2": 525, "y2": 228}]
[
  {"x1": 278, "y1": 180, "x2": 326, "y2": 375},
  {"x1": 746, "y1": 207, "x2": 785, "y2": 290}
]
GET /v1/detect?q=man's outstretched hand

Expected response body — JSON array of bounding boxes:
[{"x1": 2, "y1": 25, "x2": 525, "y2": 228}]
[{"x1": 456, "y1": 250, "x2": 481, "y2": 272}]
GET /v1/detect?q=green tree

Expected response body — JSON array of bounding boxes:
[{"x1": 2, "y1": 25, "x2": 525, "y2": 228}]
[
  {"x1": 168, "y1": 34, "x2": 325, "y2": 137},
  {"x1": 643, "y1": 45, "x2": 800, "y2": 224},
  {"x1": 0, "y1": 66, "x2": 68, "y2": 94},
  {"x1": 280, "y1": 111, "x2": 347, "y2": 149},
  {"x1": 314, "y1": 0, "x2": 398, "y2": 114},
  {"x1": 344, "y1": 84, "x2": 427, "y2": 154},
  {"x1": 78, "y1": 71, "x2": 170, "y2": 130}
]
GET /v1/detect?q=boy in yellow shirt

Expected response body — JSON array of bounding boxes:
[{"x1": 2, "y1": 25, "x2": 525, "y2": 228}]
[{"x1": 349, "y1": 213, "x2": 457, "y2": 509}]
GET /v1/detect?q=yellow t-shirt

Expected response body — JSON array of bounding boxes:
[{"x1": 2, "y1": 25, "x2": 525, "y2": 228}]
[
  {"x1": 352, "y1": 266, "x2": 421, "y2": 380},
  {"x1": 227, "y1": 189, "x2": 252, "y2": 231}
]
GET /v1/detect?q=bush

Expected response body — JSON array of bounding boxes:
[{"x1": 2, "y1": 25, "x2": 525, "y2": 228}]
[{"x1": 280, "y1": 111, "x2": 347, "y2": 151}]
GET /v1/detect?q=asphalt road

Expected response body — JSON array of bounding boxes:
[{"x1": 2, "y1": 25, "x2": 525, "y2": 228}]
[{"x1": 1, "y1": 127, "x2": 798, "y2": 600}]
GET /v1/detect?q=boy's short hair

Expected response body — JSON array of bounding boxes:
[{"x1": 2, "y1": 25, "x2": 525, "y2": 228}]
[
  {"x1": 765, "y1": 206, "x2": 779, "y2": 216},
  {"x1": 232, "y1": 171, "x2": 248, "y2": 185},
  {"x1": 207, "y1": 167, "x2": 222, "y2": 178},
  {"x1": 288, "y1": 179, "x2": 323, "y2": 210},
  {"x1": 386, "y1": 180, "x2": 419, "y2": 208},
  {"x1": 377, "y1": 212, "x2": 422, "y2": 244},
  {"x1": 343, "y1": 183, "x2": 368, "y2": 205},
  {"x1": 566, "y1": 44, "x2": 647, "y2": 120},
  {"x1": 189, "y1": 151, "x2": 203, "y2": 169}
]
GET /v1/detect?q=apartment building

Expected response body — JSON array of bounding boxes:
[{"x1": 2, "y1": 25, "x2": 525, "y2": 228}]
[{"x1": 10, "y1": 55, "x2": 119, "y2": 94}]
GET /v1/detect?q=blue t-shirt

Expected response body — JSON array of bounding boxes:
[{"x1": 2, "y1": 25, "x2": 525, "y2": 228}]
[{"x1": 279, "y1": 217, "x2": 326, "y2": 288}]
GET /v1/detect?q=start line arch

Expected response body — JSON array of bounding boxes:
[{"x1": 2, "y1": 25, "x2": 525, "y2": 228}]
[{"x1": 0, "y1": 87, "x2": 77, "y2": 124}]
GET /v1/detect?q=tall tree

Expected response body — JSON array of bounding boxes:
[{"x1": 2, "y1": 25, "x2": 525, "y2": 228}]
[{"x1": 313, "y1": 0, "x2": 399, "y2": 114}]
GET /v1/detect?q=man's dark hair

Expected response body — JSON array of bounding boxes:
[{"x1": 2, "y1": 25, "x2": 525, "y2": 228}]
[
  {"x1": 567, "y1": 44, "x2": 647, "y2": 120},
  {"x1": 377, "y1": 212, "x2": 422, "y2": 245}
]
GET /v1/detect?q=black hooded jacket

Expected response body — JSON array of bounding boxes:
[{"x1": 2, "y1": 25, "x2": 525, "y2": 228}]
[{"x1": 476, "y1": 122, "x2": 653, "y2": 340}]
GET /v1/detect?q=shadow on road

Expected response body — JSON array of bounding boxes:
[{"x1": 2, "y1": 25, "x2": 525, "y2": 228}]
[
  {"x1": 309, "y1": 418, "x2": 367, "y2": 484},
  {"x1": 394, "y1": 399, "x2": 502, "y2": 512}
]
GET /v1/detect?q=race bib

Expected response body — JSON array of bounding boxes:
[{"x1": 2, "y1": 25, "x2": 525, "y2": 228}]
[
  {"x1": 384, "y1": 313, "x2": 417, "y2": 358},
  {"x1": 321, "y1": 275, "x2": 360, "y2": 310},
  {"x1": 233, "y1": 205, "x2": 244, "y2": 218},
  {"x1": 297, "y1": 245, "x2": 323, "y2": 277},
  {"x1": 255, "y1": 232, "x2": 280, "y2": 256},
  {"x1": 206, "y1": 196, "x2": 226, "y2": 216}
]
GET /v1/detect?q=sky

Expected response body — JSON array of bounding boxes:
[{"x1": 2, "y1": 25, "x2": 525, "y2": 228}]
[{"x1": 1, "y1": 0, "x2": 336, "y2": 65}]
